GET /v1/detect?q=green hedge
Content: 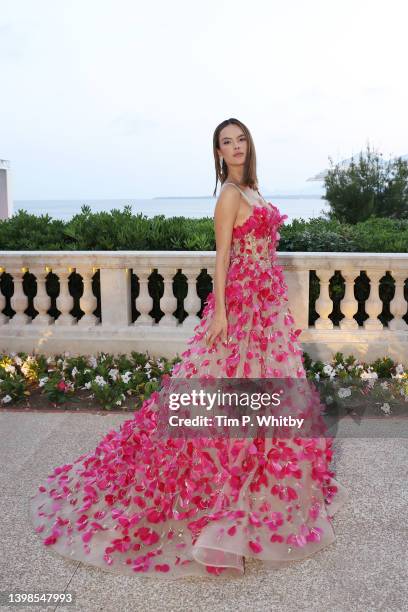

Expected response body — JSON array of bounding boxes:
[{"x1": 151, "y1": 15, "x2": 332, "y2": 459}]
[{"x1": 1, "y1": 204, "x2": 408, "y2": 252}]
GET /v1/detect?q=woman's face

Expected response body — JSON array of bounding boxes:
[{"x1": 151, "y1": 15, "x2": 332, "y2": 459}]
[{"x1": 217, "y1": 125, "x2": 248, "y2": 168}]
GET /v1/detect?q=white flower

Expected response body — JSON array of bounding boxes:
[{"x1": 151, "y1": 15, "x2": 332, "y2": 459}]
[
  {"x1": 88, "y1": 356, "x2": 98, "y2": 368},
  {"x1": 392, "y1": 364, "x2": 405, "y2": 380},
  {"x1": 359, "y1": 370, "x2": 378, "y2": 389},
  {"x1": 338, "y1": 387, "x2": 352, "y2": 399},
  {"x1": 14, "y1": 356, "x2": 23, "y2": 366},
  {"x1": 392, "y1": 372, "x2": 404, "y2": 380},
  {"x1": 121, "y1": 371, "x2": 132, "y2": 384},
  {"x1": 360, "y1": 371, "x2": 378, "y2": 381},
  {"x1": 1, "y1": 394, "x2": 12, "y2": 404},
  {"x1": 84, "y1": 381, "x2": 92, "y2": 389},
  {"x1": 108, "y1": 368, "x2": 119, "y2": 381},
  {"x1": 46, "y1": 356, "x2": 53, "y2": 364},
  {"x1": 336, "y1": 363, "x2": 344, "y2": 370},
  {"x1": 380, "y1": 381, "x2": 389, "y2": 389},
  {"x1": 71, "y1": 366, "x2": 79, "y2": 378},
  {"x1": 38, "y1": 376, "x2": 49, "y2": 387},
  {"x1": 94, "y1": 375, "x2": 107, "y2": 387},
  {"x1": 115, "y1": 399, "x2": 122, "y2": 406},
  {"x1": 323, "y1": 364, "x2": 333, "y2": 375},
  {"x1": 314, "y1": 372, "x2": 320, "y2": 381},
  {"x1": 380, "y1": 402, "x2": 391, "y2": 415},
  {"x1": 325, "y1": 395, "x2": 333, "y2": 404}
]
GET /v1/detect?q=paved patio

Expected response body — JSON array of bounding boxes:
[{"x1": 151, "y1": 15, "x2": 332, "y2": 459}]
[{"x1": 0, "y1": 410, "x2": 407, "y2": 612}]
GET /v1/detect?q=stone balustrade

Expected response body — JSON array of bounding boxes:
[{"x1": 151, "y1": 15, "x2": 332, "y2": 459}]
[{"x1": 0, "y1": 251, "x2": 408, "y2": 362}]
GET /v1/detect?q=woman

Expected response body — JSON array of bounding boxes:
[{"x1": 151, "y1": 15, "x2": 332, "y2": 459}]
[{"x1": 29, "y1": 117, "x2": 348, "y2": 579}]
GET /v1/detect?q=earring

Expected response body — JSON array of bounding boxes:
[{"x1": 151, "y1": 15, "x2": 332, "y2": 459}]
[{"x1": 220, "y1": 156, "x2": 223, "y2": 171}]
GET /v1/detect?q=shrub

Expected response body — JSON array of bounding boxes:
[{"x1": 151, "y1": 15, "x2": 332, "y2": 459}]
[{"x1": 323, "y1": 142, "x2": 408, "y2": 223}]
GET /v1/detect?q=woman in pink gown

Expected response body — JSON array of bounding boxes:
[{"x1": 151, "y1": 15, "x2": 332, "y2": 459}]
[{"x1": 29, "y1": 118, "x2": 348, "y2": 579}]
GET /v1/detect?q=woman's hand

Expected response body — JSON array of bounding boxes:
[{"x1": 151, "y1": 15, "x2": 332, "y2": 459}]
[{"x1": 205, "y1": 311, "x2": 228, "y2": 346}]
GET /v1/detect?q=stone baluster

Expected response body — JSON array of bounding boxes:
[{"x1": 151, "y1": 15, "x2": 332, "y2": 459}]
[
  {"x1": 314, "y1": 269, "x2": 334, "y2": 330},
  {"x1": 31, "y1": 267, "x2": 53, "y2": 326},
  {"x1": 100, "y1": 267, "x2": 132, "y2": 327},
  {"x1": 389, "y1": 270, "x2": 408, "y2": 331},
  {"x1": 54, "y1": 266, "x2": 76, "y2": 326},
  {"x1": 181, "y1": 266, "x2": 201, "y2": 328},
  {"x1": 76, "y1": 267, "x2": 99, "y2": 326},
  {"x1": 8, "y1": 267, "x2": 30, "y2": 326},
  {"x1": 158, "y1": 267, "x2": 178, "y2": 327},
  {"x1": 134, "y1": 267, "x2": 154, "y2": 326},
  {"x1": 363, "y1": 269, "x2": 384, "y2": 330},
  {"x1": 284, "y1": 268, "x2": 310, "y2": 330},
  {"x1": 0, "y1": 268, "x2": 9, "y2": 325},
  {"x1": 339, "y1": 269, "x2": 359, "y2": 330}
]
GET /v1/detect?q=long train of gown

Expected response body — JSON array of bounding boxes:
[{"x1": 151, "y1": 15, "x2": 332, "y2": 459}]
[{"x1": 28, "y1": 190, "x2": 348, "y2": 579}]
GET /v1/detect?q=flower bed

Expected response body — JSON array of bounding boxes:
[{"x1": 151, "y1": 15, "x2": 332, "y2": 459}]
[
  {"x1": 0, "y1": 351, "x2": 179, "y2": 412},
  {"x1": 0, "y1": 350, "x2": 407, "y2": 415}
]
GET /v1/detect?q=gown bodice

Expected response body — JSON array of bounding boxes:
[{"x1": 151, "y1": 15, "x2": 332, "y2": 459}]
[{"x1": 221, "y1": 182, "x2": 288, "y2": 270}]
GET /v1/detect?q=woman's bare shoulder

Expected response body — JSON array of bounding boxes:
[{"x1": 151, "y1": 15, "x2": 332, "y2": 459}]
[
  {"x1": 214, "y1": 184, "x2": 241, "y2": 228},
  {"x1": 217, "y1": 183, "x2": 241, "y2": 205}
]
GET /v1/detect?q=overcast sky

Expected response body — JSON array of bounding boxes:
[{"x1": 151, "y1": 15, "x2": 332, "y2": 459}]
[{"x1": 1, "y1": 0, "x2": 407, "y2": 199}]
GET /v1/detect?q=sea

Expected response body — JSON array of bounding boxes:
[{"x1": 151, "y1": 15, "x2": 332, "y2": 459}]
[{"x1": 13, "y1": 193, "x2": 330, "y2": 224}]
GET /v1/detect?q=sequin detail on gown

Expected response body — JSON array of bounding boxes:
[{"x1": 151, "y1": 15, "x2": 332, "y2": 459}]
[{"x1": 29, "y1": 188, "x2": 348, "y2": 579}]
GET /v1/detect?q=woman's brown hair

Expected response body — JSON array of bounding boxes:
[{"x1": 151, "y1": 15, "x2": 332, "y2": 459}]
[{"x1": 212, "y1": 117, "x2": 259, "y2": 196}]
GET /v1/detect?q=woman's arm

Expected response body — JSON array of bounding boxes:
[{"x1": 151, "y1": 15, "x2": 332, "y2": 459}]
[
  {"x1": 205, "y1": 185, "x2": 240, "y2": 346},
  {"x1": 213, "y1": 185, "x2": 240, "y2": 312}
]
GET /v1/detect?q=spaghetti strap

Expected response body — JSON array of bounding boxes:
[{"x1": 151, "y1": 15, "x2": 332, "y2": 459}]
[
  {"x1": 222, "y1": 181, "x2": 253, "y2": 206},
  {"x1": 256, "y1": 188, "x2": 268, "y2": 205}
]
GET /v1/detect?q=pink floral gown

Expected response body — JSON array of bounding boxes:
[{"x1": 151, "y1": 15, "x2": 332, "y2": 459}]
[{"x1": 29, "y1": 182, "x2": 348, "y2": 579}]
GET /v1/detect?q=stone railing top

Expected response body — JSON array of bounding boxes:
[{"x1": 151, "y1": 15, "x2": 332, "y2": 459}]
[{"x1": 1, "y1": 251, "x2": 408, "y2": 271}]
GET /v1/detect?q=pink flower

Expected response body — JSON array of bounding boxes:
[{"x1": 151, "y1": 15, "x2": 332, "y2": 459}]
[
  {"x1": 270, "y1": 534, "x2": 284, "y2": 543},
  {"x1": 249, "y1": 540, "x2": 263, "y2": 553},
  {"x1": 154, "y1": 563, "x2": 170, "y2": 572}
]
